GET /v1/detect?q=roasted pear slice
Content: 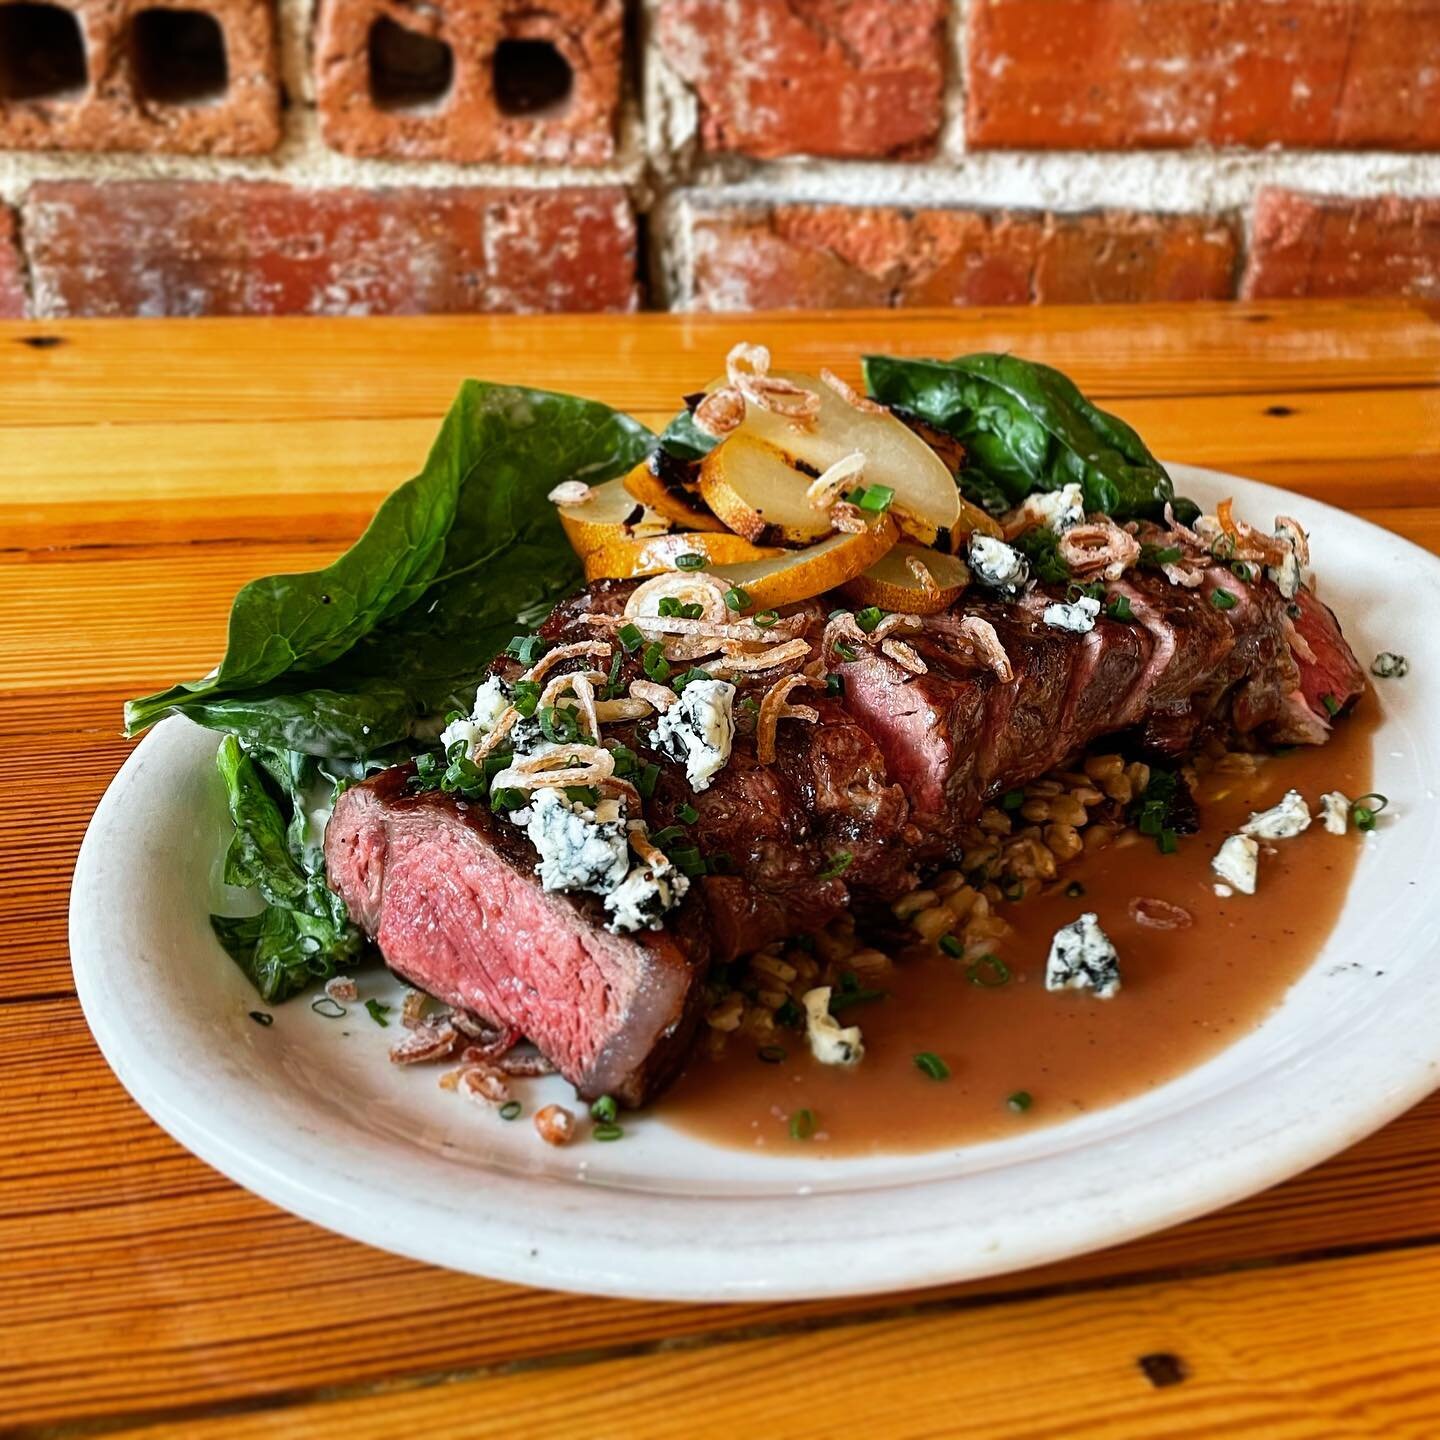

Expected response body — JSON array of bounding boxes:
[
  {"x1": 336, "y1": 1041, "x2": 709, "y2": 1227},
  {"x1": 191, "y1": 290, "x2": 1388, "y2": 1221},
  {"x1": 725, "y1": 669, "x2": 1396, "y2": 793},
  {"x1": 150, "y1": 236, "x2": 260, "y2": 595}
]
[
  {"x1": 842, "y1": 543, "x2": 969, "y2": 615},
  {"x1": 621, "y1": 459, "x2": 728, "y2": 533},
  {"x1": 709, "y1": 513, "x2": 898, "y2": 612},
  {"x1": 697, "y1": 432, "x2": 834, "y2": 546},
  {"x1": 582, "y1": 529, "x2": 784, "y2": 582},
  {"x1": 557, "y1": 476, "x2": 671, "y2": 559}
]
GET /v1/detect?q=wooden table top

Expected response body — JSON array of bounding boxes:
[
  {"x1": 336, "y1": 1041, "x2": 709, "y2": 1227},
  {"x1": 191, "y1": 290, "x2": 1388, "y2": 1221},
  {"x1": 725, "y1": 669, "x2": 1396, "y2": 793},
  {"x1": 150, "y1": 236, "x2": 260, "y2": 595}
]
[{"x1": 5, "y1": 301, "x2": 1440, "y2": 1439}]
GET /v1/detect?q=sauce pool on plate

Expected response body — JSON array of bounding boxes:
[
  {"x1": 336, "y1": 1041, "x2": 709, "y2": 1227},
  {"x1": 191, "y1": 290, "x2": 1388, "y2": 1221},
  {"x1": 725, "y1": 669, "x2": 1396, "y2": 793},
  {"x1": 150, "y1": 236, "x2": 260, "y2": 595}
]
[{"x1": 663, "y1": 700, "x2": 1376, "y2": 1156}]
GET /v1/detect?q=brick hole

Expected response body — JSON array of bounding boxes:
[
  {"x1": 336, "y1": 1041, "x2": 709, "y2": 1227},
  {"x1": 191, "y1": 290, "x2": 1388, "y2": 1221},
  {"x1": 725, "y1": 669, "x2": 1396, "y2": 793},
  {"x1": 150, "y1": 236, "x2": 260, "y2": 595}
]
[
  {"x1": 132, "y1": 9, "x2": 227, "y2": 105},
  {"x1": 492, "y1": 38, "x2": 572, "y2": 117},
  {"x1": 368, "y1": 16, "x2": 453, "y2": 112},
  {"x1": 0, "y1": 3, "x2": 87, "y2": 101}
]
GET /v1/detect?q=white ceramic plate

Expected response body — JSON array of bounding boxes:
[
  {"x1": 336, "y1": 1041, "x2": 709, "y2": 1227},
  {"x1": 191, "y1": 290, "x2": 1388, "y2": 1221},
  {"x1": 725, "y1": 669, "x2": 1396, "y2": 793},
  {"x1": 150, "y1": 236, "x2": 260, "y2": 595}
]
[{"x1": 71, "y1": 465, "x2": 1440, "y2": 1302}]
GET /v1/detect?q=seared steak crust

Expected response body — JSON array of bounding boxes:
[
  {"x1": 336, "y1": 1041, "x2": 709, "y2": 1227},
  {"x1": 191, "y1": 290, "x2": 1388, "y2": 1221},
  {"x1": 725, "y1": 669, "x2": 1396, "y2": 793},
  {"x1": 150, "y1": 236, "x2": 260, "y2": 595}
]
[{"x1": 326, "y1": 558, "x2": 1365, "y2": 1106}]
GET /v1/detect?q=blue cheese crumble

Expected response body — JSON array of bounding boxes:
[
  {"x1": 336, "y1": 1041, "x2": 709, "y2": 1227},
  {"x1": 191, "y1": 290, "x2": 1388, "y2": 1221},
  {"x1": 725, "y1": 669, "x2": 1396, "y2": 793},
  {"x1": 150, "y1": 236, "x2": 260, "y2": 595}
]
[
  {"x1": 1026, "y1": 482, "x2": 1086, "y2": 534},
  {"x1": 1266, "y1": 519, "x2": 1308, "y2": 599},
  {"x1": 1319, "y1": 791, "x2": 1351, "y2": 835},
  {"x1": 1372, "y1": 652, "x2": 1408, "y2": 678},
  {"x1": 512, "y1": 787, "x2": 629, "y2": 895},
  {"x1": 440, "y1": 675, "x2": 511, "y2": 757},
  {"x1": 968, "y1": 534, "x2": 1030, "y2": 597},
  {"x1": 1042, "y1": 594, "x2": 1101, "y2": 634},
  {"x1": 1240, "y1": 789, "x2": 1311, "y2": 840},
  {"x1": 1212, "y1": 834, "x2": 1259, "y2": 895},
  {"x1": 650, "y1": 679, "x2": 736, "y2": 792},
  {"x1": 801, "y1": 987, "x2": 865, "y2": 1066},
  {"x1": 605, "y1": 860, "x2": 690, "y2": 933},
  {"x1": 1044, "y1": 913, "x2": 1121, "y2": 999}
]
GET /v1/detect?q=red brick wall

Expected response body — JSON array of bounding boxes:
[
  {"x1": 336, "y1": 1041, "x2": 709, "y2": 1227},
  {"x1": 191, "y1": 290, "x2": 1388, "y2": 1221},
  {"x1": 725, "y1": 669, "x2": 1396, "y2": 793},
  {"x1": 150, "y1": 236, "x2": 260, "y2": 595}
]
[{"x1": 0, "y1": 0, "x2": 1434, "y2": 316}]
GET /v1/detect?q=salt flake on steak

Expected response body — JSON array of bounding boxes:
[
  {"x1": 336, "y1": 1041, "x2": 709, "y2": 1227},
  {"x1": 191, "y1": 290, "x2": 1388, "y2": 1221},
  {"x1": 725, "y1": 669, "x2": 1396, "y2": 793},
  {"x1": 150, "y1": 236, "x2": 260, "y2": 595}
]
[
  {"x1": 1045, "y1": 913, "x2": 1121, "y2": 999},
  {"x1": 649, "y1": 679, "x2": 736, "y2": 792},
  {"x1": 513, "y1": 787, "x2": 630, "y2": 894}
]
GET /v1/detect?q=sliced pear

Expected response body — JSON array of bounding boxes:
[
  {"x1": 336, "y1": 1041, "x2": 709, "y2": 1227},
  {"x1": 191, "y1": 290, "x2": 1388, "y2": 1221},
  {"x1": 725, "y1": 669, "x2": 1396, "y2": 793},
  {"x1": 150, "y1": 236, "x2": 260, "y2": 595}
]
[
  {"x1": 558, "y1": 476, "x2": 671, "y2": 559},
  {"x1": 583, "y1": 529, "x2": 784, "y2": 583},
  {"x1": 842, "y1": 543, "x2": 969, "y2": 615},
  {"x1": 621, "y1": 458, "x2": 728, "y2": 534},
  {"x1": 709, "y1": 514, "x2": 898, "y2": 612},
  {"x1": 697, "y1": 432, "x2": 835, "y2": 547},
  {"x1": 728, "y1": 371, "x2": 960, "y2": 545}
]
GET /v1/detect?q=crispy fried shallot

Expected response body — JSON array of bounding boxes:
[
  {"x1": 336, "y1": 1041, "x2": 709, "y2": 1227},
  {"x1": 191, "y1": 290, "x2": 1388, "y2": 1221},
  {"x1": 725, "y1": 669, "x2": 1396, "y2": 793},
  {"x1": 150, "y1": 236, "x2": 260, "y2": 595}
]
[
  {"x1": 806, "y1": 451, "x2": 866, "y2": 510},
  {"x1": 757, "y1": 674, "x2": 819, "y2": 764},
  {"x1": 1128, "y1": 897, "x2": 1193, "y2": 930},
  {"x1": 546, "y1": 480, "x2": 592, "y2": 505},
  {"x1": 820, "y1": 367, "x2": 887, "y2": 414},
  {"x1": 1058, "y1": 519, "x2": 1142, "y2": 580}
]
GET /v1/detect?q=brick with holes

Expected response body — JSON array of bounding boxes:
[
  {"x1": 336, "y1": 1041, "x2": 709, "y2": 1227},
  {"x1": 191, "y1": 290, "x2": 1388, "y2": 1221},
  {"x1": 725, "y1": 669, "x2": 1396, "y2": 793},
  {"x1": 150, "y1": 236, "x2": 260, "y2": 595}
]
[
  {"x1": 21, "y1": 181, "x2": 640, "y2": 317},
  {"x1": 657, "y1": 0, "x2": 947, "y2": 159},
  {"x1": 682, "y1": 203, "x2": 1238, "y2": 311},
  {"x1": 0, "y1": 0, "x2": 279, "y2": 154},
  {"x1": 314, "y1": 0, "x2": 622, "y2": 164}
]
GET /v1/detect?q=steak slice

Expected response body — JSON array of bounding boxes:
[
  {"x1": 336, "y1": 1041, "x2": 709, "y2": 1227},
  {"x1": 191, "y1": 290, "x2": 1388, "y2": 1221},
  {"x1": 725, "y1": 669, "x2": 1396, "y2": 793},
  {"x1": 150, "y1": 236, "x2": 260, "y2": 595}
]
[{"x1": 325, "y1": 768, "x2": 709, "y2": 1107}]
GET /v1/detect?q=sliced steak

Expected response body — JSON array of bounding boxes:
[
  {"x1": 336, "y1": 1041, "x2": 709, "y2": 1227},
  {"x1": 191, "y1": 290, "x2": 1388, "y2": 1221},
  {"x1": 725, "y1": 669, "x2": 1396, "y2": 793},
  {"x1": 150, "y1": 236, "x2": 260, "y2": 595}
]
[{"x1": 325, "y1": 768, "x2": 709, "y2": 1107}]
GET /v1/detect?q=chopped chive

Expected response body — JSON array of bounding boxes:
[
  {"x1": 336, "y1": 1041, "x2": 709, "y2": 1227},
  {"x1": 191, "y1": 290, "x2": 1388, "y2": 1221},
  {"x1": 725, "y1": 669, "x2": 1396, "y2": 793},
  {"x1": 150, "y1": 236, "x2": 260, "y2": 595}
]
[
  {"x1": 738, "y1": 695, "x2": 761, "y2": 716},
  {"x1": 789, "y1": 1108, "x2": 816, "y2": 1141},
  {"x1": 636, "y1": 763, "x2": 660, "y2": 799},
  {"x1": 593, "y1": 1122, "x2": 625, "y2": 1141},
  {"x1": 825, "y1": 672, "x2": 844, "y2": 697},
  {"x1": 510, "y1": 678, "x2": 541, "y2": 716},
  {"x1": 1158, "y1": 827, "x2": 1178, "y2": 854},
  {"x1": 1002, "y1": 878, "x2": 1026, "y2": 902},
  {"x1": 1209, "y1": 588, "x2": 1237, "y2": 611},
  {"x1": 608, "y1": 742, "x2": 637, "y2": 777},
  {"x1": 817, "y1": 850, "x2": 853, "y2": 880},
  {"x1": 617, "y1": 622, "x2": 644, "y2": 652},
  {"x1": 857, "y1": 483, "x2": 895, "y2": 513},
  {"x1": 775, "y1": 996, "x2": 804, "y2": 1029},
  {"x1": 590, "y1": 1094, "x2": 618, "y2": 1124},
  {"x1": 642, "y1": 641, "x2": 672, "y2": 683},
  {"x1": 674, "y1": 552, "x2": 707, "y2": 571},
  {"x1": 506, "y1": 634, "x2": 547, "y2": 665},
  {"x1": 670, "y1": 847, "x2": 707, "y2": 877},
  {"x1": 1007, "y1": 1090, "x2": 1034, "y2": 1113},
  {"x1": 499, "y1": 1100, "x2": 522, "y2": 1121},
  {"x1": 1065, "y1": 881, "x2": 1086, "y2": 898},
  {"x1": 854, "y1": 606, "x2": 886, "y2": 633},
  {"x1": 1001, "y1": 788, "x2": 1025, "y2": 811},
  {"x1": 914, "y1": 1051, "x2": 951, "y2": 1081},
  {"x1": 1141, "y1": 544, "x2": 1182, "y2": 566},
  {"x1": 966, "y1": 954, "x2": 1011, "y2": 988},
  {"x1": 363, "y1": 999, "x2": 390, "y2": 1027},
  {"x1": 249, "y1": 1010, "x2": 273, "y2": 1026},
  {"x1": 1320, "y1": 692, "x2": 1341, "y2": 716},
  {"x1": 834, "y1": 641, "x2": 858, "y2": 663},
  {"x1": 1230, "y1": 560, "x2": 1254, "y2": 582},
  {"x1": 310, "y1": 997, "x2": 346, "y2": 1019},
  {"x1": 754, "y1": 610, "x2": 781, "y2": 628},
  {"x1": 939, "y1": 933, "x2": 964, "y2": 957},
  {"x1": 724, "y1": 585, "x2": 751, "y2": 612},
  {"x1": 678, "y1": 802, "x2": 699, "y2": 824},
  {"x1": 1352, "y1": 793, "x2": 1388, "y2": 832},
  {"x1": 828, "y1": 984, "x2": 886, "y2": 1014},
  {"x1": 1105, "y1": 595, "x2": 1134, "y2": 622},
  {"x1": 757, "y1": 1044, "x2": 787, "y2": 1064},
  {"x1": 491, "y1": 785, "x2": 526, "y2": 812},
  {"x1": 673, "y1": 666, "x2": 714, "y2": 693},
  {"x1": 651, "y1": 825, "x2": 685, "y2": 846}
]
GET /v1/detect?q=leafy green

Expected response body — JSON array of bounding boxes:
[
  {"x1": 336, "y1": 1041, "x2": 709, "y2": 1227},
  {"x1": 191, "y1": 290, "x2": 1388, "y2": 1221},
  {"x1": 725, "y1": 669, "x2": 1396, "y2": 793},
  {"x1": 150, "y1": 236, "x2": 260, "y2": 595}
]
[
  {"x1": 861, "y1": 353, "x2": 1172, "y2": 519},
  {"x1": 126, "y1": 382, "x2": 653, "y2": 756},
  {"x1": 656, "y1": 406, "x2": 718, "y2": 462},
  {"x1": 210, "y1": 736, "x2": 361, "y2": 1003},
  {"x1": 1011, "y1": 527, "x2": 1071, "y2": 585}
]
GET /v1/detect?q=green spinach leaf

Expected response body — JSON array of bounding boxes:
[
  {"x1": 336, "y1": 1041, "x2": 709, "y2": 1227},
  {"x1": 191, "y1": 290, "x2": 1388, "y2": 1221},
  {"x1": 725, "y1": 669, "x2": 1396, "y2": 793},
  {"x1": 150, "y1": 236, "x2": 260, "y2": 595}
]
[
  {"x1": 656, "y1": 406, "x2": 718, "y2": 462},
  {"x1": 126, "y1": 383, "x2": 652, "y2": 755},
  {"x1": 862, "y1": 353, "x2": 1172, "y2": 519},
  {"x1": 211, "y1": 735, "x2": 361, "y2": 1003}
]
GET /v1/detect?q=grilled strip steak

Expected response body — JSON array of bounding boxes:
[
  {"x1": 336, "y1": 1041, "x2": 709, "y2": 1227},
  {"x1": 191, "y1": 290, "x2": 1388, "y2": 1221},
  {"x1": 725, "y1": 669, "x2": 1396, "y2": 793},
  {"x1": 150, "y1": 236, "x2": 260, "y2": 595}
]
[
  {"x1": 325, "y1": 766, "x2": 710, "y2": 1106},
  {"x1": 325, "y1": 562, "x2": 1364, "y2": 1107}
]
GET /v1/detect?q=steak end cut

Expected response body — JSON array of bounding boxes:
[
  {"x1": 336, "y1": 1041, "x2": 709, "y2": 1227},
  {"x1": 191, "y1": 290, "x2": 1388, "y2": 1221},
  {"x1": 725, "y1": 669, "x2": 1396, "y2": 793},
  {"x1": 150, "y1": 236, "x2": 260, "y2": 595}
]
[{"x1": 324, "y1": 769, "x2": 709, "y2": 1108}]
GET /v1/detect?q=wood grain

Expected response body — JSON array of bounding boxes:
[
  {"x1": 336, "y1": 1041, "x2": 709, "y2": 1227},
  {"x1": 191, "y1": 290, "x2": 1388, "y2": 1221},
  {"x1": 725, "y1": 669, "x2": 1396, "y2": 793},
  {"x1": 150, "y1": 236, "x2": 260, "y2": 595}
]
[
  {"x1": 3, "y1": 304, "x2": 1439, "y2": 1438},
  {"x1": 98, "y1": 1247, "x2": 1440, "y2": 1440}
]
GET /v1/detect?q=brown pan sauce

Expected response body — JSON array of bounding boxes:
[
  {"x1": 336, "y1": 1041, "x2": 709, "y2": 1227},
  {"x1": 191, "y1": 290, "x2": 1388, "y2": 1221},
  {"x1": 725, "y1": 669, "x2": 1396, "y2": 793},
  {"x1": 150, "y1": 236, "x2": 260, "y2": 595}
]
[{"x1": 665, "y1": 698, "x2": 1377, "y2": 1156}]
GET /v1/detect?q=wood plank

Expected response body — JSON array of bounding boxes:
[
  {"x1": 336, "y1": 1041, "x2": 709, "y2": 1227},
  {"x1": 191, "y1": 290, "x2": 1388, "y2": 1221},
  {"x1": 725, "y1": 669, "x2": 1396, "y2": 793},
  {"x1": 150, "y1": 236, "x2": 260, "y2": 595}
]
[
  {"x1": 6, "y1": 997, "x2": 1440, "y2": 1430},
  {"x1": 5, "y1": 383, "x2": 1438, "y2": 550},
  {"x1": 0, "y1": 302, "x2": 1436, "y2": 433},
  {"x1": 105, "y1": 1247, "x2": 1440, "y2": 1440}
]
